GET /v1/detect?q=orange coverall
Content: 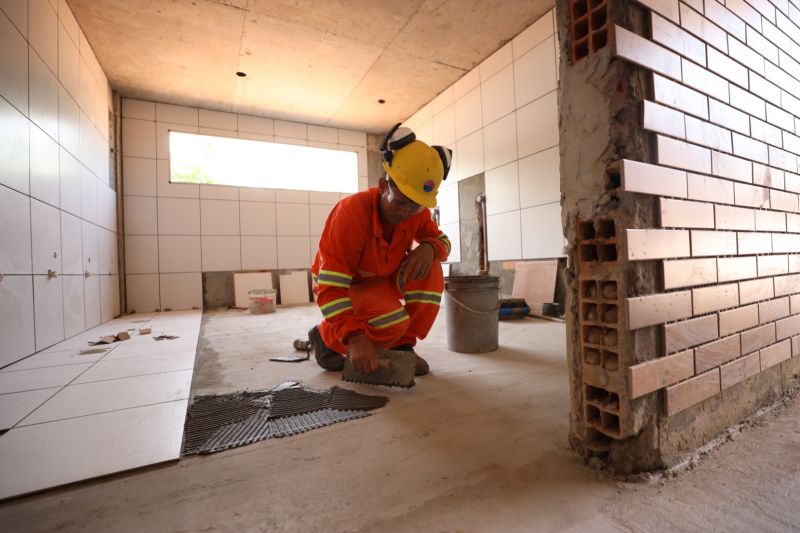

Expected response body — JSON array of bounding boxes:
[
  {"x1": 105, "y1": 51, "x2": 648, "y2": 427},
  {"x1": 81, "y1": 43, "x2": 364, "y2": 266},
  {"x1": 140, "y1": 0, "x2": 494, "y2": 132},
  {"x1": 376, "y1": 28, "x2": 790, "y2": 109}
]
[{"x1": 311, "y1": 187, "x2": 451, "y2": 354}]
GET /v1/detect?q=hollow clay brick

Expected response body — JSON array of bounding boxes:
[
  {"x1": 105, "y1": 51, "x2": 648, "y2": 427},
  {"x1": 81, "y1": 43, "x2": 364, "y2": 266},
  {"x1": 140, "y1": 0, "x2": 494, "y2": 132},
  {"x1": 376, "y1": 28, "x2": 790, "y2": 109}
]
[
  {"x1": 666, "y1": 368, "x2": 721, "y2": 416},
  {"x1": 660, "y1": 198, "x2": 714, "y2": 228},
  {"x1": 776, "y1": 314, "x2": 800, "y2": 340},
  {"x1": 613, "y1": 25, "x2": 682, "y2": 79},
  {"x1": 741, "y1": 323, "x2": 777, "y2": 354},
  {"x1": 760, "y1": 339, "x2": 791, "y2": 369},
  {"x1": 692, "y1": 283, "x2": 739, "y2": 315},
  {"x1": 663, "y1": 258, "x2": 717, "y2": 289},
  {"x1": 688, "y1": 173, "x2": 734, "y2": 203},
  {"x1": 715, "y1": 205, "x2": 755, "y2": 231},
  {"x1": 627, "y1": 229, "x2": 691, "y2": 260},
  {"x1": 717, "y1": 256, "x2": 757, "y2": 282},
  {"x1": 737, "y1": 232, "x2": 772, "y2": 255},
  {"x1": 665, "y1": 314, "x2": 718, "y2": 353},
  {"x1": 757, "y1": 255, "x2": 789, "y2": 277},
  {"x1": 759, "y1": 297, "x2": 790, "y2": 324},
  {"x1": 691, "y1": 230, "x2": 737, "y2": 257},
  {"x1": 628, "y1": 349, "x2": 694, "y2": 399},
  {"x1": 695, "y1": 334, "x2": 741, "y2": 372},
  {"x1": 720, "y1": 352, "x2": 761, "y2": 389},
  {"x1": 627, "y1": 290, "x2": 693, "y2": 330},
  {"x1": 719, "y1": 304, "x2": 759, "y2": 336},
  {"x1": 621, "y1": 159, "x2": 687, "y2": 198},
  {"x1": 738, "y1": 277, "x2": 775, "y2": 305}
]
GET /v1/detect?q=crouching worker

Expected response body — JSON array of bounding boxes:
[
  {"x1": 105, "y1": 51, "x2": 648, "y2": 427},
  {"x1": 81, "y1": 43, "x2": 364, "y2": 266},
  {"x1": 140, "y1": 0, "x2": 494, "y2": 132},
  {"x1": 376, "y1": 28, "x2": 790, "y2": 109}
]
[{"x1": 308, "y1": 124, "x2": 452, "y2": 376}]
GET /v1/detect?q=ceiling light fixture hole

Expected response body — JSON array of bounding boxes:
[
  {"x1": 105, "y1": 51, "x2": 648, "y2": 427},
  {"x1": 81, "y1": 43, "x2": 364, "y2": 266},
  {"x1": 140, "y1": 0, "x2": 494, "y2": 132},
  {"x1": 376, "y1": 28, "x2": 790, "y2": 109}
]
[
  {"x1": 378, "y1": 99, "x2": 386, "y2": 104},
  {"x1": 236, "y1": 71, "x2": 247, "y2": 77}
]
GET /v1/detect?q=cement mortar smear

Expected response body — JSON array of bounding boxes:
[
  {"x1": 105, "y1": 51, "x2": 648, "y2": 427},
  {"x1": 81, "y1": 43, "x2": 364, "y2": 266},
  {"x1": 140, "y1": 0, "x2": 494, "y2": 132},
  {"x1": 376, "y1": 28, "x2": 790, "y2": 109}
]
[{"x1": 183, "y1": 384, "x2": 389, "y2": 454}]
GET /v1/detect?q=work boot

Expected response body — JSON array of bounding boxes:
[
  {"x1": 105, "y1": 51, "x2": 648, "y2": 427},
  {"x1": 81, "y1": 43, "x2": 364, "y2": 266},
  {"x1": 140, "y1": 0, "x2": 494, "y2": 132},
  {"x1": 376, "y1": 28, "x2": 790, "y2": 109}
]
[
  {"x1": 391, "y1": 344, "x2": 429, "y2": 376},
  {"x1": 308, "y1": 325, "x2": 345, "y2": 371}
]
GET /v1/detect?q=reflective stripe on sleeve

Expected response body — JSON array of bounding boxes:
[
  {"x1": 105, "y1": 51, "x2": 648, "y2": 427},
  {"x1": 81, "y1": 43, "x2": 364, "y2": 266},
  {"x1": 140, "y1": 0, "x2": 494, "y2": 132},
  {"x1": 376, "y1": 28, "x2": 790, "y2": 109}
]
[
  {"x1": 319, "y1": 297, "x2": 353, "y2": 319},
  {"x1": 404, "y1": 290, "x2": 442, "y2": 305},
  {"x1": 436, "y1": 233, "x2": 451, "y2": 254},
  {"x1": 317, "y1": 269, "x2": 353, "y2": 288},
  {"x1": 367, "y1": 308, "x2": 410, "y2": 329}
]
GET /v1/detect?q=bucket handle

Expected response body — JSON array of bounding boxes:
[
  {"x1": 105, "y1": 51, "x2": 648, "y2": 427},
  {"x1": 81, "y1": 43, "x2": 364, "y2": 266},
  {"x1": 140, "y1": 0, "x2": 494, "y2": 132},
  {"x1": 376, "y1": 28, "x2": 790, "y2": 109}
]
[{"x1": 447, "y1": 292, "x2": 501, "y2": 315}]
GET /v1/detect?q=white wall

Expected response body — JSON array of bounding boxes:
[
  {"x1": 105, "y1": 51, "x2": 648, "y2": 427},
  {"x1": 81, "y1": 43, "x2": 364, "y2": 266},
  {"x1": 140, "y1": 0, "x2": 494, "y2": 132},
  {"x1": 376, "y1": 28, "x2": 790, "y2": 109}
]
[
  {"x1": 121, "y1": 98, "x2": 369, "y2": 312},
  {"x1": 0, "y1": 0, "x2": 118, "y2": 367},
  {"x1": 404, "y1": 9, "x2": 565, "y2": 262}
]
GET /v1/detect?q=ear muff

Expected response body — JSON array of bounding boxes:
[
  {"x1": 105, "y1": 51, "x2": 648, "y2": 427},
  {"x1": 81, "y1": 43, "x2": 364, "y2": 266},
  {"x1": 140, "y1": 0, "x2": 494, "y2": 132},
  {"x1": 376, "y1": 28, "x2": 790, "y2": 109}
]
[
  {"x1": 432, "y1": 145, "x2": 452, "y2": 181},
  {"x1": 380, "y1": 122, "x2": 416, "y2": 167}
]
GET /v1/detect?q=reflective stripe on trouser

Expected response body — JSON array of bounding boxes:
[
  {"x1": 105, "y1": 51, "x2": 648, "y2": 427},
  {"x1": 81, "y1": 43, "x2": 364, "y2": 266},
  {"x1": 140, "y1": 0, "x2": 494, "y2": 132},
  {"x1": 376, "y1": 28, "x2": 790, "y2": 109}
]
[{"x1": 318, "y1": 261, "x2": 444, "y2": 354}]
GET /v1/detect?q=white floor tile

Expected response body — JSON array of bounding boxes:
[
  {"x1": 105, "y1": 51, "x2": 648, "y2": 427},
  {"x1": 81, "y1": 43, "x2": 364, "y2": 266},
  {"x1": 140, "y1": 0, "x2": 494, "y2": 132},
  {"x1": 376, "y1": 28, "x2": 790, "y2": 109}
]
[
  {"x1": 74, "y1": 352, "x2": 195, "y2": 383},
  {"x1": 0, "y1": 388, "x2": 59, "y2": 430},
  {"x1": 20, "y1": 370, "x2": 193, "y2": 425},
  {"x1": 0, "y1": 364, "x2": 91, "y2": 394},
  {"x1": 0, "y1": 347, "x2": 108, "y2": 372},
  {"x1": 0, "y1": 400, "x2": 188, "y2": 499}
]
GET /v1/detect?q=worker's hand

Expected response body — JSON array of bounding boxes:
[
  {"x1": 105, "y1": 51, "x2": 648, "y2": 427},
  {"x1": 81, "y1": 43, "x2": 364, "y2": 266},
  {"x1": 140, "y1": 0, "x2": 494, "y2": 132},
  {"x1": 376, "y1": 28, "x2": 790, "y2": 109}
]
[
  {"x1": 402, "y1": 242, "x2": 435, "y2": 283},
  {"x1": 348, "y1": 332, "x2": 379, "y2": 373}
]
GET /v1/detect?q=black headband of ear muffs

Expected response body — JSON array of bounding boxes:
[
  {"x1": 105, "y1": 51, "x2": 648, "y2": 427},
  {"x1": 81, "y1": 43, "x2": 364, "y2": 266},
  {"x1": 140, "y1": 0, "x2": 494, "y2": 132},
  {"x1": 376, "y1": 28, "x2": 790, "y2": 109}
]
[
  {"x1": 432, "y1": 145, "x2": 453, "y2": 181},
  {"x1": 381, "y1": 123, "x2": 416, "y2": 167}
]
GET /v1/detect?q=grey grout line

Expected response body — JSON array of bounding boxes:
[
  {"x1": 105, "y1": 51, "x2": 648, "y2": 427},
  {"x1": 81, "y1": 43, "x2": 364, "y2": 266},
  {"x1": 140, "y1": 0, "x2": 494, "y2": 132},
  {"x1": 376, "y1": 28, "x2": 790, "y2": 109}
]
[{"x1": 14, "y1": 397, "x2": 191, "y2": 430}]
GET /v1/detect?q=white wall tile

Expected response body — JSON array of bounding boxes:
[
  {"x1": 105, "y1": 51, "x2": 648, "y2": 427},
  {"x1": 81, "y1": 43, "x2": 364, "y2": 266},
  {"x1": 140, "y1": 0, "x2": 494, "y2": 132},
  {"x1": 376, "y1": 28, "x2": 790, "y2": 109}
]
[
  {"x1": 200, "y1": 199, "x2": 239, "y2": 235},
  {"x1": 158, "y1": 235, "x2": 201, "y2": 273},
  {"x1": 481, "y1": 64, "x2": 515, "y2": 125},
  {"x1": 122, "y1": 99, "x2": 155, "y2": 120},
  {"x1": 480, "y1": 42, "x2": 513, "y2": 81},
  {"x1": 33, "y1": 274, "x2": 64, "y2": 350},
  {"x1": 308, "y1": 124, "x2": 338, "y2": 143},
  {"x1": 415, "y1": 120, "x2": 433, "y2": 145},
  {"x1": 97, "y1": 227, "x2": 116, "y2": 274},
  {"x1": 439, "y1": 221, "x2": 461, "y2": 263},
  {"x1": 338, "y1": 129, "x2": 366, "y2": 147},
  {"x1": 159, "y1": 273, "x2": 201, "y2": 310},
  {"x1": 483, "y1": 112, "x2": 518, "y2": 171},
  {"x1": 277, "y1": 236, "x2": 311, "y2": 269},
  {"x1": 0, "y1": 275, "x2": 35, "y2": 366},
  {"x1": 83, "y1": 271, "x2": 100, "y2": 327},
  {"x1": 155, "y1": 103, "x2": 197, "y2": 126},
  {"x1": 517, "y1": 91, "x2": 558, "y2": 158},
  {"x1": 487, "y1": 211, "x2": 522, "y2": 260},
  {"x1": 309, "y1": 204, "x2": 333, "y2": 236},
  {"x1": 240, "y1": 201, "x2": 276, "y2": 235},
  {"x1": 241, "y1": 236, "x2": 277, "y2": 270},
  {"x1": 485, "y1": 161, "x2": 520, "y2": 215},
  {"x1": 0, "y1": 185, "x2": 32, "y2": 274},
  {"x1": 432, "y1": 105, "x2": 456, "y2": 147},
  {"x1": 60, "y1": 211, "x2": 82, "y2": 275},
  {"x1": 274, "y1": 120, "x2": 307, "y2": 140},
  {"x1": 357, "y1": 147, "x2": 367, "y2": 176},
  {"x1": 61, "y1": 274, "x2": 85, "y2": 338},
  {"x1": 521, "y1": 203, "x2": 564, "y2": 259},
  {"x1": 81, "y1": 220, "x2": 98, "y2": 274},
  {"x1": 0, "y1": 0, "x2": 27, "y2": 37},
  {"x1": 276, "y1": 203, "x2": 310, "y2": 236},
  {"x1": 519, "y1": 146, "x2": 560, "y2": 208},
  {"x1": 157, "y1": 197, "x2": 200, "y2": 235},
  {"x1": 0, "y1": 97, "x2": 29, "y2": 194},
  {"x1": 275, "y1": 189, "x2": 309, "y2": 203},
  {"x1": 80, "y1": 167, "x2": 97, "y2": 223},
  {"x1": 454, "y1": 86, "x2": 482, "y2": 140},
  {"x1": 455, "y1": 129, "x2": 484, "y2": 181},
  {"x1": 432, "y1": 86, "x2": 454, "y2": 115},
  {"x1": 309, "y1": 237, "x2": 319, "y2": 263},
  {"x1": 201, "y1": 236, "x2": 241, "y2": 272},
  {"x1": 309, "y1": 191, "x2": 340, "y2": 205},
  {"x1": 453, "y1": 66, "x2": 480, "y2": 100},
  {"x1": 0, "y1": 10, "x2": 29, "y2": 115},
  {"x1": 30, "y1": 199, "x2": 61, "y2": 274},
  {"x1": 514, "y1": 35, "x2": 557, "y2": 108},
  {"x1": 58, "y1": 85, "x2": 80, "y2": 156},
  {"x1": 99, "y1": 274, "x2": 118, "y2": 322},
  {"x1": 124, "y1": 196, "x2": 158, "y2": 235},
  {"x1": 239, "y1": 187, "x2": 275, "y2": 202},
  {"x1": 59, "y1": 148, "x2": 81, "y2": 216},
  {"x1": 513, "y1": 9, "x2": 553, "y2": 59},
  {"x1": 121, "y1": 118, "x2": 156, "y2": 159},
  {"x1": 28, "y1": 0, "x2": 57, "y2": 73},
  {"x1": 125, "y1": 235, "x2": 158, "y2": 274},
  {"x1": 28, "y1": 48, "x2": 59, "y2": 140},
  {"x1": 436, "y1": 182, "x2": 459, "y2": 225},
  {"x1": 278, "y1": 270, "x2": 310, "y2": 305},
  {"x1": 199, "y1": 109, "x2": 236, "y2": 130},
  {"x1": 199, "y1": 184, "x2": 238, "y2": 200},
  {"x1": 237, "y1": 114, "x2": 273, "y2": 135},
  {"x1": 57, "y1": 20, "x2": 79, "y2": 100},
  {"x1": 156, "y1": 158, "x2": 199, "y2": 198},
  {"x1": 126, "y1": 274, "x2": 160, "y2": 313},
  {"x1": 155, "y1": 122, "x2": 197, "y2": 160},
  {"x1": 123, "y1": 157, "x2": 157, "y2": 196},
  {"x1": 29, "y1": 124, "x2": 60, "y2": 207}
]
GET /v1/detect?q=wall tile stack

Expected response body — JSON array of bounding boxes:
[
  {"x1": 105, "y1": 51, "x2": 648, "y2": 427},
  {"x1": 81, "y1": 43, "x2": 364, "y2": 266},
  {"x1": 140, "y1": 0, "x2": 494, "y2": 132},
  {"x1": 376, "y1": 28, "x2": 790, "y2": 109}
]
[
  {"x1": 0, "y1": 0, "x2": 117, "y2": 367},
  {"x1": 403, "y1": 9, "x2": 565, "y2": 263},
  {"x1": 121, "y1": 98, "x2": 368, "y2": 312},
  {"x1": 611, "y1": 0, "x2": 800, "y2": 416}
]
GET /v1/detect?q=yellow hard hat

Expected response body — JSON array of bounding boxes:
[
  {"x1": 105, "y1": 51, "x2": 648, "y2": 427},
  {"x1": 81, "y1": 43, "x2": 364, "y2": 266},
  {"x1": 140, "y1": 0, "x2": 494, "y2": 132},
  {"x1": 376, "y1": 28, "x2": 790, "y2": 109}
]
[{"x1": 380, "y1": 124, "x2": 452, "y2": 209}]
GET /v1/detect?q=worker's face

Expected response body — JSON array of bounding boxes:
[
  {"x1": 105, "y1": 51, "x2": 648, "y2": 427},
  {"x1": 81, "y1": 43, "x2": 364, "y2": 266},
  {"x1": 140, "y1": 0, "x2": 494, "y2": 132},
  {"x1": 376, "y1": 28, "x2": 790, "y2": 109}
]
[{"x1": 379, "y1": 177, "x2": 424, "y2": 224}]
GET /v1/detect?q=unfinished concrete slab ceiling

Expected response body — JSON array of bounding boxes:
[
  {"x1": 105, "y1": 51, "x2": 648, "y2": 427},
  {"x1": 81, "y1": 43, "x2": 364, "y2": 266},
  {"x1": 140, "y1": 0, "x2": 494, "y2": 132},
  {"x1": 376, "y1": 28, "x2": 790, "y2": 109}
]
[{"x1": 558, "y1": 0, "x2": 800, "y2": 471}]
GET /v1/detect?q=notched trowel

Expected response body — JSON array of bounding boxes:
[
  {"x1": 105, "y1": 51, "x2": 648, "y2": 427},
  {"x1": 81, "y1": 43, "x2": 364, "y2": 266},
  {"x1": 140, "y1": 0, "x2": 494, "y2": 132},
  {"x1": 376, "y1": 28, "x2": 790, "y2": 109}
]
[{"x1": 343, "y1": 349, "x2": 415, "y2": 388}]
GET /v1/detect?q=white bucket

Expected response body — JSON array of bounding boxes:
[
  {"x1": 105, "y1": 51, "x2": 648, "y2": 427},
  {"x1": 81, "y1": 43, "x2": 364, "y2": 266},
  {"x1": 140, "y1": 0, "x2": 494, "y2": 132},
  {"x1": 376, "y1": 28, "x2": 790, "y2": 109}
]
[{"x1": 248, "y1": 289, "x2": 277, "y2": 314}]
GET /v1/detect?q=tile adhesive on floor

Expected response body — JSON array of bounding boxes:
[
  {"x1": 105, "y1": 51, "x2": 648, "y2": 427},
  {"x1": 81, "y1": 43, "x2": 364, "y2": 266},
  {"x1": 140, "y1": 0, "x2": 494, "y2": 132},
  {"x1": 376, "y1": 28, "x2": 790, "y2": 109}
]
[{"x1": 183, "y1": 382, "x2": 388, "y2": 455}]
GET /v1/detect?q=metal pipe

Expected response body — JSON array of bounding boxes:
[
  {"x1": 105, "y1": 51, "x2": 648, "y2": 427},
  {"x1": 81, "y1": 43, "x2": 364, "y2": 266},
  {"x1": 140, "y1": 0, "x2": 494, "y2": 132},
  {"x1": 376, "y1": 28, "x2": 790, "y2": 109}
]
[{"x1": 475, "y1": 193, "x2": 488, "y2": 276}]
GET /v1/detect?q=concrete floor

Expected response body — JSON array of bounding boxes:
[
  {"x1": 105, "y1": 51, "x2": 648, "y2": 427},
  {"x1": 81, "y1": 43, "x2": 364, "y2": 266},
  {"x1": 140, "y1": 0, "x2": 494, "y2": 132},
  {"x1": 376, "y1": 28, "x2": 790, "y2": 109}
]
[{"x1": 1, "y1": 305, "x2": 799, "y2": 532}]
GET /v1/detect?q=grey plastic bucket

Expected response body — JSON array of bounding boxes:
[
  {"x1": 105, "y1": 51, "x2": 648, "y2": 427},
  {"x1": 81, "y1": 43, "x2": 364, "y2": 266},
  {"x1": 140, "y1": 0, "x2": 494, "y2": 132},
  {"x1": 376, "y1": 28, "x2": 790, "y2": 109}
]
[{"x1": 443, "y1": 276, "x2": 500, "y2": 353}]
